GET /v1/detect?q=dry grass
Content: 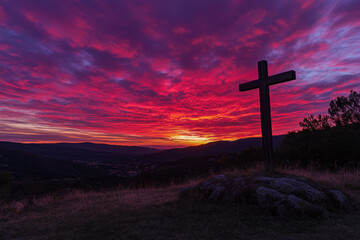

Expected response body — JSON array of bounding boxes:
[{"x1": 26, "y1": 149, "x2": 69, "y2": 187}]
[
  {"x1": 278, "y1": 167, "x2": 360, "y2": 199},
  {"x1": 1, "y1": 167, "x2": 360, "y2": 240},
  {"x1": 1, "y1": 177, "x2": 204, "y2": 215}
]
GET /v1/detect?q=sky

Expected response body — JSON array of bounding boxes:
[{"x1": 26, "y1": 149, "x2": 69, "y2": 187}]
[{"x1": 0, "y1": 0, "x2": 359, "y2": 148}]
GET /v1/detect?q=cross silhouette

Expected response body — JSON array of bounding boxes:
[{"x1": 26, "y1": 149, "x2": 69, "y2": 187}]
[{"x1": 239, "y1": 60, "x2": 296, "y2": 172}]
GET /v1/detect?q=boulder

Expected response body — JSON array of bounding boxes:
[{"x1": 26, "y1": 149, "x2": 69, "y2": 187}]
[
  {"x1": 255, "y1": 177, "x2": 328, "y2": 204},
  {"x1": 179, "y1": 174, "x2": 248, "y2": 203},
  {"x1": 179, "y1": 174, "x2": 356, "y2": 218},
  {"x1": 328, "y1": 190, "x2": 354, "y2": 211}
]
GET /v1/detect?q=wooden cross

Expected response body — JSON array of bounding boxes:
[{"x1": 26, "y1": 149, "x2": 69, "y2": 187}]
[{"x1": 239, "y1": 60, "x2": 296, "y2": 172}]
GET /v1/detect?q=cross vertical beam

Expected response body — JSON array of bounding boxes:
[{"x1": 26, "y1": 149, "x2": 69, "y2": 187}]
[
  {"x1": 258, "y1": 61, "x2": 274, "y2": 171},
  {"x1": 239, "y1": 60, "x2": 296, "y2": 172}
]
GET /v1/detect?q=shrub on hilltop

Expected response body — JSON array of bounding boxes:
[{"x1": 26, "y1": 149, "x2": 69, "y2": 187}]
[
  {"x1": 0, "y1": 171, "x2": 14, "y2": 200},
  {"x1": 217, "y1": 146, "x2": 262, "y2": 170},
  {"x1": 277, "y1": 90, "x2": 360, "y2": 170}
]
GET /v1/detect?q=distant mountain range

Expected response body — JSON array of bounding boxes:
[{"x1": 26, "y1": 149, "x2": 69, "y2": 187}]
[
  {"x1": 0, "y1": 141, "x2": 159, "y2": 162},
  {"x1": 138, "y1": 135, "x2": 285, "y2": 163},
  {"x1": 0, "y1": 136, "x2": 286, "y2": 199},
  {"x1": 0, "y1": 135, "x2": 285, "y2": 183}
]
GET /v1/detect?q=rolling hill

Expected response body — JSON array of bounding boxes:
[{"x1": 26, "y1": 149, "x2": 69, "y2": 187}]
[
  {"x1": 0, "y1": 141, "x2": 159, "y2": 163},
  {"x1": 139, "y1": 135, "x2": 285, "y2": 163},
  {"x1": 0, "y1": 136, "x2": 285, "y2": 197}
]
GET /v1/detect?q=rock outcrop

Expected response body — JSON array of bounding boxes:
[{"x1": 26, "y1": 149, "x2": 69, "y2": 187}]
[{"x1": 179, "y1": 174, "x2": 356, "y2": 217}]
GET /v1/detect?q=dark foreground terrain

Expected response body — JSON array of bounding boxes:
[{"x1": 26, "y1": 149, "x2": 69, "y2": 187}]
[
  {"x1": 1, "y1": 168, "x2": 360, "y2": 240},
  {"x1": 0, "y1": 136, "x2": 284, "y2": 200}
]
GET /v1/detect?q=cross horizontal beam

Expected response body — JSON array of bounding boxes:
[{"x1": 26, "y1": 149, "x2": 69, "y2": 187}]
[
  {"x1": 239, "y1": 70, "x2": 296, "y2": 92},
  {"x1": 238, "y1": 79, "x2": 261, "y2": 91},
  {"x1": 267, "y1": 70, "x2": 296, "y2": 86}
]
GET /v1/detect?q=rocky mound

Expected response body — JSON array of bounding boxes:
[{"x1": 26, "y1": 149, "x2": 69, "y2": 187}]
[{"x1": 179, "y1": 174, "x2": 356, "y2": 218}]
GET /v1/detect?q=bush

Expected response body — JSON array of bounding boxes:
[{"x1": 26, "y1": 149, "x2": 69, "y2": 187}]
[
  {"x1": 0, "y1": 171, "x2": 14, "y2": 200},
  {"x1": 299, "y1": 114, "x2": 331, "y2": 131},
  {"x1": 217, "y1": 146, "x2": 263, "y2": 170},
  {"x1": 329, "y1": 90, "x2": 360, "y2": 126},
  {"x1": 284, "y1": 90, "x2": 360, "y2": 170},
  {"x1": 276, "y1": 124, "x2": 360, "y2": 170},
  {"x1": 298, "y1": 90, "x2": 359, "y2": 131}
]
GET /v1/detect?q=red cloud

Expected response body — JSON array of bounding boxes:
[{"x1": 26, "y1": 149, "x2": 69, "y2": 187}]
[{"x1": 0, "y1": 0, "x2": 359, "y2": 148}]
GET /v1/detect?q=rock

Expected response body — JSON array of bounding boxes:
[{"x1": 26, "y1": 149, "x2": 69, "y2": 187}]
[
  {"x1": 179, "y1": 174, "x2": 248, "y2": 203},
  {"x1": 255, "y1": 186, "x2": 287, "y2": 214},
  {"x1": 256, "y1": 186, "x2": 286, "y2": 207},
  {"x1": 285, "y1": 195, "x2": 326, "y2": 217},
  {"x1": 208, "y1": 182, "x2": 226, "y2": 201},
  {"x1": 179, "y1": 174, "x2": 356, "y2": 218},
  {"x1": 255, "y1": 186, "x2": 326, "y2": 217},
  {"x1": 255, "y1": 177, "x2": 328, "y2": 204},
  {"x1": 328, "y1": 190, "x2": 354, "y2": 211},
  {"x1": 223, "y1": 176, "x2": 248, "y2": 202}
]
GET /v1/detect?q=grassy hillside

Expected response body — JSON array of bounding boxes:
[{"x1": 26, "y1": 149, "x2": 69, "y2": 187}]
[
  {"x1": 0, "y1": 146, "x2": 90, "y2": 179},
  {"x1": 1, "y1": 167, "x2": 360, "y2": 240}
]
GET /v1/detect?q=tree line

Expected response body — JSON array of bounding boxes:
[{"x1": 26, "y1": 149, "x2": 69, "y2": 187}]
[
  {"x1": 277, "y1": 90, "x2": 360, "y2": 170},
  {"x1": 299, "y1": 90, "x2": 360, "y2": 131}
]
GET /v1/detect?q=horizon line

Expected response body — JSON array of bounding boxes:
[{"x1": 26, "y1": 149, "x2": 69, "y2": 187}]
[{"x1": 0, "y1": 134, "x2": 288, "y2": 150}]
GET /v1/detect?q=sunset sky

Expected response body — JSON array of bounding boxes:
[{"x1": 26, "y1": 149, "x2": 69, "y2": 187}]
[{"x1": 0, "y1": 0, "x2": 359, "y2": 148}]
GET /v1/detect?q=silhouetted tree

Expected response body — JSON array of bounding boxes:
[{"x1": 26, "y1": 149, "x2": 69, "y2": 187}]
[
  {"x1": 299, "y1": 114, "x2": 332, "y2": 131},
  {"x1": 278, "y1": 90, "x2": 360, "y2": 170},
  {"x1": 299, "y1": 90, "x2": 360, "y2": 131},
  {"x1": 328, "y1": 90, "x2": 360, "y2": 126}
]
